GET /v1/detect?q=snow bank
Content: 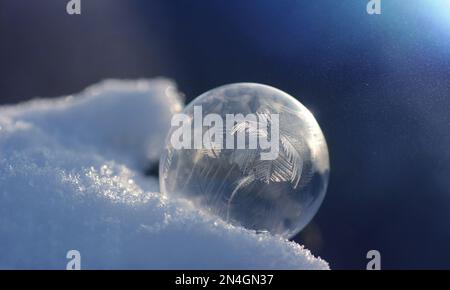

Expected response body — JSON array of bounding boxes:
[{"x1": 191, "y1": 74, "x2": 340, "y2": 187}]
[{"x1": 0, "y1": 79, "x2": 328, "y2": 269}]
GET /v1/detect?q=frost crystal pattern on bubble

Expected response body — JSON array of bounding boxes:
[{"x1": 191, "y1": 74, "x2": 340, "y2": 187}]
[{"x1": 160, "y1": 83, "x2": 330, "y2": 238}]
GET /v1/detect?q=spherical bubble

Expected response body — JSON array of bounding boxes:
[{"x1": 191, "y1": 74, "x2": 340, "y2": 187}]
[{"x1": 159, "y1": 83, "x2": 329, "y2": 238}]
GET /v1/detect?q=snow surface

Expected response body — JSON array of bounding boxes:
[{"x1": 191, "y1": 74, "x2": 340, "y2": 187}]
[{"x1": 0, "y1": 79, "x2": 329, "y2": 269}]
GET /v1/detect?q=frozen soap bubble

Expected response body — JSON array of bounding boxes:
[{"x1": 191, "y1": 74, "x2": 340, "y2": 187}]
[{"x1": 159, "y1": 83, "x2": 329, "y2": 238}]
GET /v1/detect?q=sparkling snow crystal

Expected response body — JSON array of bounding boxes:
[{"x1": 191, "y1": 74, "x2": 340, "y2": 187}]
[{"x1": 0, "y1": 79, "x2": 328, "y2": 269}]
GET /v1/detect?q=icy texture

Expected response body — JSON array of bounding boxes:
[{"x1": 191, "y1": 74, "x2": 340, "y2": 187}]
[
  {"x1": 161, "y1": 83, "x2": 330, "y2": 238},
  {"x1": 0, "y1": 79, "x2": 328, "y2": 269}
]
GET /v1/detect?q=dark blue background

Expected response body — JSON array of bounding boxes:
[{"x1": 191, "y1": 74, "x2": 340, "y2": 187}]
[{"x1": 1, "y1": 0, "x2": 450, "y2": 269}]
